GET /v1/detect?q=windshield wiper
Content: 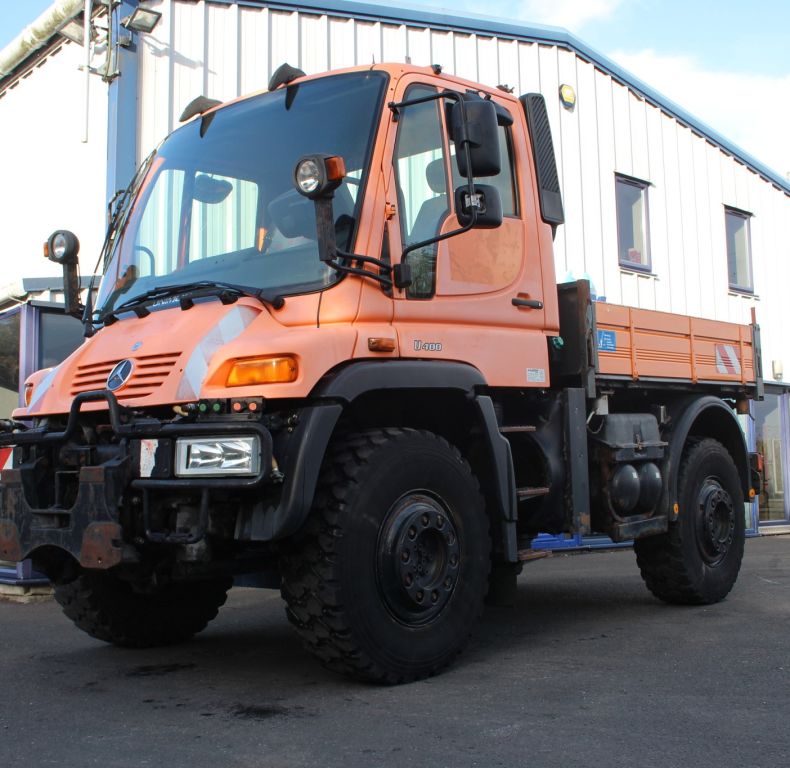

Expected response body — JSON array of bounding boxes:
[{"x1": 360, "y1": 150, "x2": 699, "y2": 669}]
[{"x1": 99, "y1": 281, "x2": 284, "y2": 325}]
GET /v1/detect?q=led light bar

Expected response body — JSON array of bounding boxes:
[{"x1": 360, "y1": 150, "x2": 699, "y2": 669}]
[{"x1": 174, "y1": 436, "x2": 260, "y2": 477}]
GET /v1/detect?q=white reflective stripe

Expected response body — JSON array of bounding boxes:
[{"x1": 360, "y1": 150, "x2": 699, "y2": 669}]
[
  {"x1": 27, "y1": 366, "x2": 58, "y2": 410},
  {"x1": 715, "y1": 344, "x2": 741, "y2": 375},
  {"x1": 175, "y1": 306, "x2": 257, "y2": 400}
]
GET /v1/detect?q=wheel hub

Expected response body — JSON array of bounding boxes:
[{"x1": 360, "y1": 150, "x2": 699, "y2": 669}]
[
  {"x1": 377, "y1": 493, "x2": 460, "y2": 625},
  {"x1": 697, "y1": 479, "x2": 735, "y2": 565}
]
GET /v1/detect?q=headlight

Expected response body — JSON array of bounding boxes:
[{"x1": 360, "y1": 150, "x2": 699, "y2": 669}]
[
  {"x1": 295, "y1": 159, "x2": 321, "y2": 195},
  {"x1": 292, "y1": 154, "x2": 346, "y2": 199},
  {"x1": 174, "y1": 436, "x2": 260, "y2": 477},
  {"x1": 45, "y1": 229, "x2": 80, "y2": 265}
]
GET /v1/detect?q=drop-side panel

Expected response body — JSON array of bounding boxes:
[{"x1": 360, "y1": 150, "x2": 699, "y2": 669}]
[{"x1": 595, "y1": 301, "x2": 755, "y2": 386}]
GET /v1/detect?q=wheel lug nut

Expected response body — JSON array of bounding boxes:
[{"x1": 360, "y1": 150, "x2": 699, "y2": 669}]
[
  {"x1": 436, "y1": 515, "x2": 444, "y2": 528},
  {"x1": 431, "y1": 590, "x2": 439, "y2": 603},
  {"x1": 450, "y1": 554, "x2": 458, "y2": 566},
  {"x1": 421, "y1": 514, "x2": 430, "y2": 526},
  {"x1": 401, "y1": 550, "x2": 410, "y2": 562},
  {"x1": 416, "y1": 590, "x2": 424, "y2": 602},
  {"x1": 444, "y1": 577, "x2": 452, "y2": 588},
  {"x1": 408, "y1": 526, "x2": 417, "y2": 539},
  {"x1": 405, "y1": 573, "x2": 413, "y2": 587}
]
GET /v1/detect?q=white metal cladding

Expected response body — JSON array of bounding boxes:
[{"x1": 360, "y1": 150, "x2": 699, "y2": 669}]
[
  {"x1": 57, "y1": 0, "x2": 790, "y2": 372},
  {"x1": 0, "y1": 39, "x2": 107, "y2": 286}
]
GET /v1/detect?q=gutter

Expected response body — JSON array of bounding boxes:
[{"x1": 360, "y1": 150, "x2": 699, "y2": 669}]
[{"x1": 0, "y1": 0, "x2": 85, "y2": 78}]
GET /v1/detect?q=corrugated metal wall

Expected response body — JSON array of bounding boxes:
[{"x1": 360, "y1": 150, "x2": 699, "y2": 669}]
[
  {"x1": 0, "y1": 40, "x2": 107, "y2": 284},
  {"x1": 138, "y1": 2, "x2": 790, "y2": 364}
]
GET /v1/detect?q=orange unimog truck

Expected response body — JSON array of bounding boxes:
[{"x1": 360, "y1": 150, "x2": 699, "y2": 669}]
[{"x1": 0, "y1": 63, "x2": 762, "y2": 682}]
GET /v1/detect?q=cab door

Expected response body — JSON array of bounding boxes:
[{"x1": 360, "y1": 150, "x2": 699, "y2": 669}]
[{"x1": 385, "y1": 75, "x2": 552, "y2": 388}]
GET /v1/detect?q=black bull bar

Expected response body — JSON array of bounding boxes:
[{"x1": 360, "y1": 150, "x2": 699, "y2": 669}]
[{"x1": 0, "y1": 391, "x2": 272, "y2": 569}]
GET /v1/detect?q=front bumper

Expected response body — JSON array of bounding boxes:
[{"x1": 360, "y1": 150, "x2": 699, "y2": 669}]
[{"x1": 0, "y1": 391, "x2": 273, "y2": 569}]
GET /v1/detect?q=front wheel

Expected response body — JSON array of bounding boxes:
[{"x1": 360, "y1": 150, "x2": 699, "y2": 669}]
[
  {"x1": 54, "y1": 571, "x2": 232, "y2": 647},
  {"x1": 635, "y1": 438, "x2": 745, "y2": 604},
  {"x1": 281, "y1": 428, "x2": 491, "y2": 683}
]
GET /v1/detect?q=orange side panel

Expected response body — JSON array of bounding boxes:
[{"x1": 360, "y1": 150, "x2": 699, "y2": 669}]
[{"x1": 595, "y1": 302, "x2": 755, "y2": 385}]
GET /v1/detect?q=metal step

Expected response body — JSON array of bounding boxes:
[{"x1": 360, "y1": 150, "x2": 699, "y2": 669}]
[
  {"x1": 499, "y1": 425, "x2": 536, "y2": 433},
  {"x1": 516, "y1": 486, "x2": 550, "y2": 501}
]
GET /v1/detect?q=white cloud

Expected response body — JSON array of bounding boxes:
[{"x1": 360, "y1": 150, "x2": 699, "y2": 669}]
[{"x1": 610, "y1": 49, "x2": 790, "y2": 178}]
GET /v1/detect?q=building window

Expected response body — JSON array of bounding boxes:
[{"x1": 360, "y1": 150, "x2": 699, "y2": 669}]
[
  {"x1": 725, "y1": 207, "x2": 753, "y2": 292},
  {"x1": 615, "y1": 175, "x2": 650, "y2": 271}
]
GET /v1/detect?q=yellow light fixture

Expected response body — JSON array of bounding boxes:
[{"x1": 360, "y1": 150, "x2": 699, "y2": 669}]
[
  {"x1": 559, "y1": 84, "x2": 576, "y2": 111},
  {"x1": 226, "y1": 356, "x2": 298, "y2": 387}
]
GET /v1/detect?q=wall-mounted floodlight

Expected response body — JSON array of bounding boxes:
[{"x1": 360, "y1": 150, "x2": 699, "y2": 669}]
[
  {"x1": 58, "y1": 19, "x2": 87, "y2": 45},
  {"x1": 121, "y1": 7, "x2": 162, "y2": 34}
]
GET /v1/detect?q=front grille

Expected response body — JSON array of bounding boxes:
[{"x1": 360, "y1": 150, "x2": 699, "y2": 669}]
[{"x1": 70, "y1": 352, "x2": 181, "y2": 400}]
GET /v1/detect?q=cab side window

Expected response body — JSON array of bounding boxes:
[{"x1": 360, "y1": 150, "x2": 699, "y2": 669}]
[{"x1": 394, "y1": 85, "x2": 450, "y2": 299}]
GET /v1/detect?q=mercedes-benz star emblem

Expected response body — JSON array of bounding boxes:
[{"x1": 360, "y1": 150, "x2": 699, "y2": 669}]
[{"x1": 107, "y1": 359, "x2": 134, "y2": 391}]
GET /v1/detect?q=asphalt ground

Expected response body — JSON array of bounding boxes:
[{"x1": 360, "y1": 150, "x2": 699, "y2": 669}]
[{"x1": 1, "y1": 536, "x2": 788, "y2": 768}]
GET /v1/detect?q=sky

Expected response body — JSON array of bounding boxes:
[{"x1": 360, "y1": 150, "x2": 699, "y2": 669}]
[{"x1": 1, "y1": 0, "x2": 788, "y2": 176}]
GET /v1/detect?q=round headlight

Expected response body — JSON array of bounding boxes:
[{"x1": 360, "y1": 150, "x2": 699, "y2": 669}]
[
  {"x1": 52, "y1": 232, "x2": 68, "y2": 261},
  {"x1": 45, "y1": 229, "x2": 80, "y2": 265},
  {"x1": 295, "y1": 159, "x2": 321, "y2": 195}
]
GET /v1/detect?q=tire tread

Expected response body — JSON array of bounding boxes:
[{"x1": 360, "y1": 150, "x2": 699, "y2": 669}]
[{"x1": 280, "y1": 427, "x2": 489, "y2": 684}]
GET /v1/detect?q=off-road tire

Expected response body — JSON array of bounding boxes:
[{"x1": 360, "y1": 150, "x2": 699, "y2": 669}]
[
  {"x1": 634, "y1": 438, "x2": 745, "y2": 605},
  {"x1": 281, "y1": 428, "x2": 491, "y2": 683},
  {"x1": 54, "y1": 572, "x2": 232, "y2": 647}
]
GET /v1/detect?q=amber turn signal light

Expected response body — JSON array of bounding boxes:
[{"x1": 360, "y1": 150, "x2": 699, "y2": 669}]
[
  {"x1": 24, "y1": 382, "x2": 34, "y2": 406},
  {"x1": 226, "y1": 356, "x2": 298, "y2": 387}
]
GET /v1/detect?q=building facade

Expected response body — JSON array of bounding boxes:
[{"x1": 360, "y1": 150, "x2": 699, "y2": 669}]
[{"x1": 1, "y1": 0, "x2": 789, "y2": 533}]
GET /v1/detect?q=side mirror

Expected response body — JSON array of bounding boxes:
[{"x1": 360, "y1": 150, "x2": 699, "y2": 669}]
[
  {"x1": 193, "y1": 174, "x2": 233, "y2": 204},
  {"x1": 450, "y1": 99, "x2": 500, "y2": 178},
  {"x1": 45, "y1": 230, "x2": 82, "y2": 317},
  {"x1": 454, "y1": 184, "x2": 503, "y2": 229}
]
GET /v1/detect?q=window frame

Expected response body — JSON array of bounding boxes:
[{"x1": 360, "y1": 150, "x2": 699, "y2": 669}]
[
  {"x1": 615, "y1": 173, "x2": 652, "y2": 273},
  {"x1": 724, "y1": 205, "x2": 754, "y2": 294}
]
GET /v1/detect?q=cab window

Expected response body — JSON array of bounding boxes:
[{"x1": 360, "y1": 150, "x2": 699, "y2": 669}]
[{"x1": 394, "y1": 85, "x2": 450, "y2": 299}]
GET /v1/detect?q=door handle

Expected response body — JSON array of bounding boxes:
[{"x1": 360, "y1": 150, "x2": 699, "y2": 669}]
[{"x1": 512, "y1": 297, "x2": 543, "y2": 310}]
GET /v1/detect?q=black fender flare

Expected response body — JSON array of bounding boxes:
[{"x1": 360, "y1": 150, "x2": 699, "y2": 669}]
[
  {"x1": 255, "y1": 361, "x2": 518, "y2": 554},
  {"x1": 661, "y1": 395, "x2": 751, "y2": 521}
]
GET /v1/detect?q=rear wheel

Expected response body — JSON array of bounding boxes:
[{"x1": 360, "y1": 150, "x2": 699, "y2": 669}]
[
  {"x1": 635, "y1": 438, "x2": 745, "y2": 604},
  {"x1": 281, "y1": 428, "x2": 491, "y2": 683},
  {"x1": 54, "y1": 571, "x2": 232, "y2": 647}
]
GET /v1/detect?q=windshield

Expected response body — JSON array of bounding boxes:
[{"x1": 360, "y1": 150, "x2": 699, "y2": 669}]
[{"x1": 95, "y1": 71, "x2": 388, "y2": 316}]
